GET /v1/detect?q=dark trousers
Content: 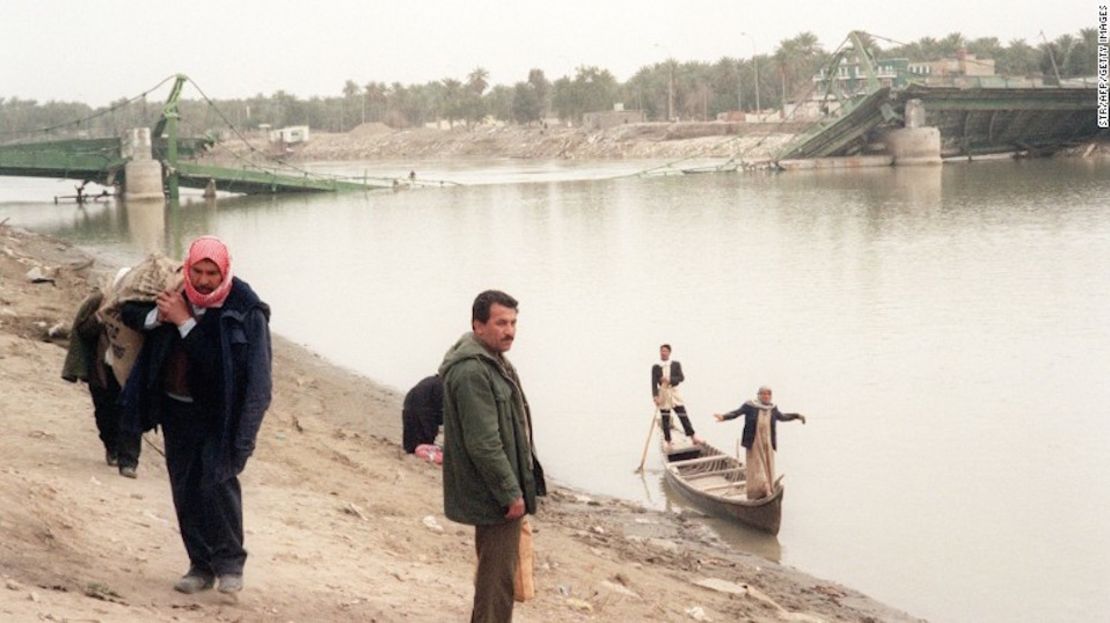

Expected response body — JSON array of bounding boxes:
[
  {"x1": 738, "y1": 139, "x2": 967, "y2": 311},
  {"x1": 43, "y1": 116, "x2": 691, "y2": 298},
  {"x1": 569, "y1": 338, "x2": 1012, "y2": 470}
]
[
  {"x1": 88, "y1": 371, "x2": 141, "y2": 468},
  {"x1": 661, "y1": 406, "x2": 696, "y2": 442},
  {"x1": 472, "y1": 517, "x2": 521, "y2": 623},
  {"x1": 402, "y1": 408, "x2": 439, "y2": 453},
  {"x1": 161, "y1": 398, "x2": 246, "y2": 577}
]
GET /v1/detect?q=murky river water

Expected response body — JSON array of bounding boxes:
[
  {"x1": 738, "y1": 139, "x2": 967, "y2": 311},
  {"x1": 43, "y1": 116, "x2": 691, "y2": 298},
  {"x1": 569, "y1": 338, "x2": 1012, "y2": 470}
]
[{"x1": 2, "y1": 157, "x2": 1108, "y2": 622}]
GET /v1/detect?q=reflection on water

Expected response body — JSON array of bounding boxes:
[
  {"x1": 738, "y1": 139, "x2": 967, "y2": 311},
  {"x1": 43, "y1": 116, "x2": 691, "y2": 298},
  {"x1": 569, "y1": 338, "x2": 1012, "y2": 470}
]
[
  {"x1": 122, "y1": 199, "x2": 166, "y2": 255},
  {"x1": 2, "y1": 158, "x2": 1109, "y2": 623},
  {"x1": 658, "y1": 474, "x2": 783, "y2": 562}
]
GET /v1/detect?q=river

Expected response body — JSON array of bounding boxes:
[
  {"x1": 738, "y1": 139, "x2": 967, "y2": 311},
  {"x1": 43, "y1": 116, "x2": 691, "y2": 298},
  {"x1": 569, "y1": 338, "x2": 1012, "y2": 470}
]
[{"x1": 2, "y1": 157, "x2": 1107, "y2": 623}]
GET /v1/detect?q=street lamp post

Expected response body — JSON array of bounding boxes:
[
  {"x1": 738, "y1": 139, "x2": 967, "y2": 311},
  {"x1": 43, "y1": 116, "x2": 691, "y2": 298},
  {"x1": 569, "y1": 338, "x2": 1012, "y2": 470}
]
[
  {"x1": 736, "y1": 60, "x2": 743, "y2": 111},
  {"x1": 668, "y1": 60, "x2": 675, "y2": 121},
  {"x1": 740, "y1": 32, "x2": 760, "y2": 116}
]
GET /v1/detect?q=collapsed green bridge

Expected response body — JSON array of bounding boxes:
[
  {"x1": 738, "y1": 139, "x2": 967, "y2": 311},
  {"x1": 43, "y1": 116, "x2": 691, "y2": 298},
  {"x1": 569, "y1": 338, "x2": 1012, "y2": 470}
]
[
  {"x1": 776, "y1": 84, "x2": 1100, "y2": 162},
  {"x1": 0, "y1": 74, "x2": 392, "y2": 198},
  {"x1": 774, "y1": 32, "x2": 1106, "y2": 164}
]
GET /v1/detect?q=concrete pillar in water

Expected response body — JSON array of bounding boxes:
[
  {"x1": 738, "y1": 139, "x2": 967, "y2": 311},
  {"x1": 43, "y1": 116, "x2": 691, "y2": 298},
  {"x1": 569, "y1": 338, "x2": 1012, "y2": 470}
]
[
  {"x1": 884, "y1": 128, "x2": 942, "y2": 165},
  {"x1": 904, "y1": 98, "x2": 927, "y2": 129},
  {"x1": 123, "y1": 128, "x2": 165, "y2": 201},
  {"x1": 884, "y1": 100, "x2": 941, "y2": 166}
]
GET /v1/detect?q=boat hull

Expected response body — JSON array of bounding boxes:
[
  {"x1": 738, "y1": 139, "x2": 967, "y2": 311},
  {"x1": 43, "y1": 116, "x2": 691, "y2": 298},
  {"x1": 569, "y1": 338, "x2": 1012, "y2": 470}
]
[{"x1": 662, "y1": 443, "x2": 784, "y2": 535}]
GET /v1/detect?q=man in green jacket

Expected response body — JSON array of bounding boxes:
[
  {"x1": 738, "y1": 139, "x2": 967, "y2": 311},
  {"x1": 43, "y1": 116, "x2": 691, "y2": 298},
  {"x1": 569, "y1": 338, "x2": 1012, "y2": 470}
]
[{"x1": 439, "y1": 290, "x2": 545, "y2": 623}]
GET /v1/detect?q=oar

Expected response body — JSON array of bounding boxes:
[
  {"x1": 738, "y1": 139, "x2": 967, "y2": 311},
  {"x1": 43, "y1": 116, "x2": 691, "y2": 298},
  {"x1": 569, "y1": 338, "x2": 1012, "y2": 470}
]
[{"x1": 634, "y1": 409, "x2": 660, "y2": 473}]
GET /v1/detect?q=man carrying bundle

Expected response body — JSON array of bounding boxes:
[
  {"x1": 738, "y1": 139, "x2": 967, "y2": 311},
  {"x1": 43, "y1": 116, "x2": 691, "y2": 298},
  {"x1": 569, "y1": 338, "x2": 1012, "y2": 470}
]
[{"x1": 120, "y1": 236, "x2": 272, "y2": 595}]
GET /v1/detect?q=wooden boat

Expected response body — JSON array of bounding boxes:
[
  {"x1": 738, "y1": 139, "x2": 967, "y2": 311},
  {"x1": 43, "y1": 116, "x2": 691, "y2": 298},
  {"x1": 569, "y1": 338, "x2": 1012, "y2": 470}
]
[{"x1": 662, "y1": 440, "x2": 784, "y2": 535}]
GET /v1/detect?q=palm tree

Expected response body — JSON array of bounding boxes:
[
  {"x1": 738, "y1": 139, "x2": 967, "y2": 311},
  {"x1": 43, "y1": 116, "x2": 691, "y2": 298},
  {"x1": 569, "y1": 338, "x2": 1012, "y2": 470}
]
[
  {"x1": 938, "y1": 32, "x2": 966, "y2": 57},
  {"x1": 1000, "y1": 39, "x2": 1039, "y2": 76},
  {"x1": 774, "y1": 32, "x2": 825, "y2": 105},
  {"x1": 441, "y1": 78, "x2": 463, "y2": 127},
  {"x1": 462, "y1": 68, "x2": 490, "y2": 127},
  {"x1": 1053, "y1": 34, "x2": 1079, "y2": 77},
  {"x1": 916, "y1": 37, "x2": 941, "y2": 60},
  {"x1": 467, "y1": 67, "x2": 489, "y2": 95}
]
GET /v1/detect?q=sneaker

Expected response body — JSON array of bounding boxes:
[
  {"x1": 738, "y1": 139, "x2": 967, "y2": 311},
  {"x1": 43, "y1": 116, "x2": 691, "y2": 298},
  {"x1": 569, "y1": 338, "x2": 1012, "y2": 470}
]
[
  {"x1": 217, "y1": 574, "x2": 243, "y2": 594},
  {"x1": 173, "y1": 573, "x2": 214, "y2": 594},
  {"x1": 105, "y1": 451, "x2": 119, "y2": 467},
  {"x1": 691, "y1": 434, "x2": 706, "y2": 446},
  {"x1": 663, "y1": 441, "x2": 674, "y2": 453},
  {"x1": 119, "y1": 465, "x2": 137, "y2": 479}
]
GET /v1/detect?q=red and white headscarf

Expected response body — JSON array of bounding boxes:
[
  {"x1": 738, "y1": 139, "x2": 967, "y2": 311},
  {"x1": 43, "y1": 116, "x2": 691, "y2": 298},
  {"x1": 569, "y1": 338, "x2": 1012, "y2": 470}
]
[{"x1": 183, "y1": 235, "x2": 233, "y2": 308}]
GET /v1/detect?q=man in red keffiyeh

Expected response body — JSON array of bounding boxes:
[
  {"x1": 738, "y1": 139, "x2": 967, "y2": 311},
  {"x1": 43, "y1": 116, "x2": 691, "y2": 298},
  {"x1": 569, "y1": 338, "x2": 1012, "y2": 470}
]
[
  {"x1": 182, "y1": 235, "x2": 234, "y2": 308},
  {"x1": 120, "y1": 235, "x2": 272, "y2": 596}
]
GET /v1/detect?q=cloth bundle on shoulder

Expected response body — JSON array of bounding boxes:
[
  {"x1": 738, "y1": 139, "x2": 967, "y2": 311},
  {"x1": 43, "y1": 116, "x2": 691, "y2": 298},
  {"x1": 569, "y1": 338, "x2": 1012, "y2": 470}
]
[{"x1": 97, "y1": 254, "x2": 183, "y2": 386}]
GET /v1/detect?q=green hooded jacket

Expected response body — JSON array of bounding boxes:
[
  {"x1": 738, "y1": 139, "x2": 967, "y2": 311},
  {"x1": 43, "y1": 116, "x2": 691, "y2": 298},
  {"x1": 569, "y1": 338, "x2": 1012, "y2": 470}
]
[{"x1": 438, "y1": 332, "x2": 545, "y2": 526}]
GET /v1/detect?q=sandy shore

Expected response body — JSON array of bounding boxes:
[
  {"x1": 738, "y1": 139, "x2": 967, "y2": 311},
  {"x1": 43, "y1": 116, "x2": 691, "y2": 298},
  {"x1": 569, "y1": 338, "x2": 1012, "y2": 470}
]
[
  {"x1": 202, "y1": 121, "x2": 1109, "y2": 168},
  {"x1": 203, "y1": 121, "x2": 811, "y2": 164},
  {"x1": 0, "y1": 222, "x2": 923, "y2": 622}
]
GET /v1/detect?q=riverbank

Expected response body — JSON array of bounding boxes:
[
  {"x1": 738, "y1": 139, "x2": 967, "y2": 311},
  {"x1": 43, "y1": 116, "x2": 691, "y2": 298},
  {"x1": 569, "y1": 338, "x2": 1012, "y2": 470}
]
[
  {"x1": 196, "y1": 121, "x2": 1110, "y2": 178},
  {"x1": 0, "y1": 222, "x2": 923, "y2": 622},
  {"x1": 205, "y1": 121, "x2": 811, "y2": 163}
]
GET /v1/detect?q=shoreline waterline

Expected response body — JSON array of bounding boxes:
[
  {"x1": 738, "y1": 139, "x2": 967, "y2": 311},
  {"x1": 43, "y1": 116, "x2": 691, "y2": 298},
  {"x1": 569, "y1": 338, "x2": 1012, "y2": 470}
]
[{"x1": 0, "y1": 221, "x2": 923, "y2": 622}]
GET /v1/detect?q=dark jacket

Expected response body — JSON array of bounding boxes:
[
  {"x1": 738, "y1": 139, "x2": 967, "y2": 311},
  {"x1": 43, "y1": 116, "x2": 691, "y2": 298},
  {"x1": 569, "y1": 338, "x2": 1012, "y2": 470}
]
[
  {"x1": 439, "y1": 333, "x2": 545, "y2": 526},
  {"x1": 402, "y1": 375, "x2": 444, "y2": 453},
  {"x1": 119, "y1": 278, "x2": 272, "y2": 484},
  {"x1": 651, "y1": 360, "x2": 684, "y2": 397},
  {"x1": 721, "y1": 401, "x2": 802, "y2": 450},
  {"x1": 61, "y1": 290, "x2": 106, "y2": 386}
]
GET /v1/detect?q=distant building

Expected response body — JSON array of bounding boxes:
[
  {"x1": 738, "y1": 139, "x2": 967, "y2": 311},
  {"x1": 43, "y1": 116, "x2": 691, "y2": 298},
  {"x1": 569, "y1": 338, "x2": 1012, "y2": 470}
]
[
  {"x1": 814, "y1": 49, "x2": 999, "y2": 97},
  {"x1": 910, "y1": 51, "x2": 996, "y2": 80},
  {"x1": 783, "y1": 99, "x2": 843, "y2": 121},
  {"x1": 269, "y1": 125, "x2": 310, "y2": 144},
  {"x1": 746, "y1": 109, "x2": 784, "y2": 123},
  {"x1": 813, "y1": 57, "x2": 915, "y2": 97},
  {"x1": 583, "y1": 105, "x2": 646, "y2": 130}
]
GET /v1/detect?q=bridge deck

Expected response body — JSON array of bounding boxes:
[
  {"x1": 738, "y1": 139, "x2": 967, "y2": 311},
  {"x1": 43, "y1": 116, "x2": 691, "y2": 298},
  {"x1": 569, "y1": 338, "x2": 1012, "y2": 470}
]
[
  {"x1": 777, "y1": 85, "x2": 1104, "y2": 162},
  {"x1": 0, "y1": 139, "x2": 390, "y2": 194},
  {"x1": 900, "y1": 85, "x2": 1099, "y2": 156},
  {"x1": 176, "y1": 162, "x2": 391, "y2": 194},
  {"x1": 775, "y1": 88, "x2": 893, "y2": 161},
  {"x1": 0, "y1": 139, "x2": 126, "y2": 184}
]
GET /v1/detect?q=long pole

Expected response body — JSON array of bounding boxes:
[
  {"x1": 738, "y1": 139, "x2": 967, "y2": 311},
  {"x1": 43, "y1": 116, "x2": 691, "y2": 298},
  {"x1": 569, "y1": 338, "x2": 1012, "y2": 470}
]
[
  {"x1": 1039, "y1": 30, "x2": 1062, "y2": 85},
  {"x1": 668, "y1": 61, "x2": 675, "y2": 121},
  {"x1": 635, "y1": 410, "x2": 659, "y2": 473},
  {"x1": 753, "y1": 46, "x2": 761, "y2": 114},
  {"x1": 737, "y1": 60, "x2": 743, "y2": 111}
]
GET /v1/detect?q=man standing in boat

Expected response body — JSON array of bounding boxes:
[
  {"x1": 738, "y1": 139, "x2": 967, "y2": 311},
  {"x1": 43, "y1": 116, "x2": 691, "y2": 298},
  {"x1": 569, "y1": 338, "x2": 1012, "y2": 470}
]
[
  {"x1": 714, "y1": 386, "x2": 805, "y2": 499},
  {"x1": 652, "y1": 344, "x2": 703, "y2": 451}
]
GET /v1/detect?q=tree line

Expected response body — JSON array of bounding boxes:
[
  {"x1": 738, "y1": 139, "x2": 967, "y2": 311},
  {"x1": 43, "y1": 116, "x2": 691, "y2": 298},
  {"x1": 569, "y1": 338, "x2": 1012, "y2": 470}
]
[{"x1": 0, "y1": 29, "x2": 1100, "y2": 141}]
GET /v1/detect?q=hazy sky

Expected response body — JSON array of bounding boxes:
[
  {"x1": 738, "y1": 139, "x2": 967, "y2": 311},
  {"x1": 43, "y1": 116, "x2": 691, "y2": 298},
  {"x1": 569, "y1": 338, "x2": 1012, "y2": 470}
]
[{"x1": 1, "y1": 0, "x2": 1095, "y2": 106}]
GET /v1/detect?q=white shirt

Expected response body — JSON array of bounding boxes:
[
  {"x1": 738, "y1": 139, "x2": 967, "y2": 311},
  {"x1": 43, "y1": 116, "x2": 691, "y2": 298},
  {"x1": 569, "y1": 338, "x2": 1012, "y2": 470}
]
[{"x1": 143, "y1": 305, "x2": 207, "y2": 338}]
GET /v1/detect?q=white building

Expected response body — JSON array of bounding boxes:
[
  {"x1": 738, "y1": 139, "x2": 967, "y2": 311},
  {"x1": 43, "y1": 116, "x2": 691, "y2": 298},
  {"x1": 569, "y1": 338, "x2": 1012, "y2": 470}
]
[{"x1": 269, "y1": 125, "x2": 310, "y2": 144}]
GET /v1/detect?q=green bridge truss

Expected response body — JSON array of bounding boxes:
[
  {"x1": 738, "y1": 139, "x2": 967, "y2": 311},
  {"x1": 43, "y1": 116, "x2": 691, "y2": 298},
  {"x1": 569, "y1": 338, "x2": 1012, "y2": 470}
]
[
  {"x1": 0, "y1": 74, "x2": 391, "y2": 196},
  {"x1": 776, "y1": 32, "x2": 1108, "y2": 162}
]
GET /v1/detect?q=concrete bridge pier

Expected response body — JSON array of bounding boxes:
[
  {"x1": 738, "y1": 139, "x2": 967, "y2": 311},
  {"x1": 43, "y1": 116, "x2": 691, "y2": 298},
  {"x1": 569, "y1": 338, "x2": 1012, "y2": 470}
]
[
  {"x1": 883, "y1": 99, "x2": 942, "y2": 166},
  {"x1": 122, "y1": 128, "x2": 164, "y2": 201}
]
